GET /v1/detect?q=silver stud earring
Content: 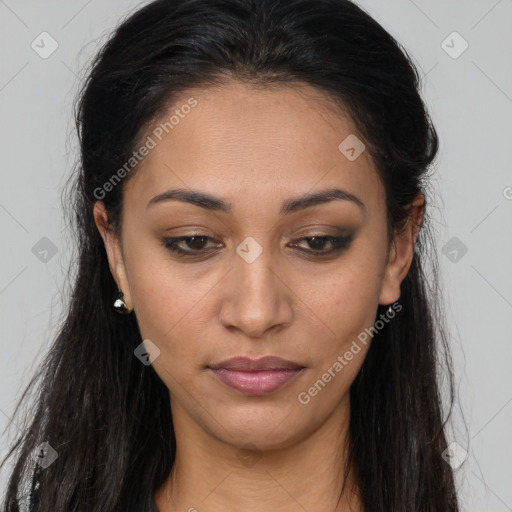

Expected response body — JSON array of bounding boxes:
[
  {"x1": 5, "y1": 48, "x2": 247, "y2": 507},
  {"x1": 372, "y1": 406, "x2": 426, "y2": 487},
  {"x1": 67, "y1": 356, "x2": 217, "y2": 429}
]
[{"x1": 113, "y1": 289, "x2": 133, "y2": 314}]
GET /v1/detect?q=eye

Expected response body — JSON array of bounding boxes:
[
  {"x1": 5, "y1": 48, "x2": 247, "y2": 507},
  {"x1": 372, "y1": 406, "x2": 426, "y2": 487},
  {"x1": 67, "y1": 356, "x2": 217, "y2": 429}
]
[
  {"x1": 162, "y1": 235, "x2": 222, "y2": 257},
  {"x1": 289, "y1": 235, "x2": 353, "y2": 256},
  {"x1": 162, "y1": 233, "x2": 354, "y2": 259}
]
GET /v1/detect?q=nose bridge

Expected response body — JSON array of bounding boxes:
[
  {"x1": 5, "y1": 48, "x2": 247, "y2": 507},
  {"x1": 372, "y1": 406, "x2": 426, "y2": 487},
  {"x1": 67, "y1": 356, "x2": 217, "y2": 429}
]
[
  {"x1": 220, "y1": 237, "x2": 292, "y2": 337},
  {"x1": 237, "y1": 242, "x2": 277, "y2": 300}
]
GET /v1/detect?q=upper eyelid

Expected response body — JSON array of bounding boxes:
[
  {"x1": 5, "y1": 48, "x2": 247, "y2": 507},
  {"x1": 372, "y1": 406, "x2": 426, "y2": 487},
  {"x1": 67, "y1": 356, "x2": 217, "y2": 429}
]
[{"x1": 164, "y1": 224, "x2": 355, "y2": 238}]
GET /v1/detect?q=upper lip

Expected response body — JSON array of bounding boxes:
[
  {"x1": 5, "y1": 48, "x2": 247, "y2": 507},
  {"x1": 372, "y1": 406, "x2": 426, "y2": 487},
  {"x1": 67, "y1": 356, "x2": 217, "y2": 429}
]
[{"x1": 209, "y1": 356, "x2": 304, "y2": 371}]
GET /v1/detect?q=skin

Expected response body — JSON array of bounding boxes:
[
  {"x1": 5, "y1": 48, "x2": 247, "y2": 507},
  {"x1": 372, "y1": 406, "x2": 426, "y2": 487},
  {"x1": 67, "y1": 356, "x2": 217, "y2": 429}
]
[{"x1": 94, "y1": 80, "x2": 423, "y2": 512}]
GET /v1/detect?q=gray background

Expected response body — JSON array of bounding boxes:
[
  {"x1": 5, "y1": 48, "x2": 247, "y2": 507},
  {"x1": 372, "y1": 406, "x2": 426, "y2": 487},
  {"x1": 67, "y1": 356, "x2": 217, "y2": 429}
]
[{"x1": 1, "y1": 1, "x2": 511, "y2": 510}]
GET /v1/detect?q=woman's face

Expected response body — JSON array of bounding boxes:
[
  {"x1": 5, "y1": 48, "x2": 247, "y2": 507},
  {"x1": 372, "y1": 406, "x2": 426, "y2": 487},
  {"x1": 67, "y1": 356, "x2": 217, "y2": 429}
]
[{"x1": 95, "y1": 80, "x2": 419, "y2": 450}]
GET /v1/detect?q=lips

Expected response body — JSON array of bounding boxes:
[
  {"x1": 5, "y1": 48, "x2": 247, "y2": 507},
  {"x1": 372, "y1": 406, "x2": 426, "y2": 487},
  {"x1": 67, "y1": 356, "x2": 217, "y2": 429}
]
[
  {"x1": 208, "y1": 356, "x2": 305, "y2": 395},
  {"x1": 209, "y1": 356, "x2": 303, "y2": 372}
]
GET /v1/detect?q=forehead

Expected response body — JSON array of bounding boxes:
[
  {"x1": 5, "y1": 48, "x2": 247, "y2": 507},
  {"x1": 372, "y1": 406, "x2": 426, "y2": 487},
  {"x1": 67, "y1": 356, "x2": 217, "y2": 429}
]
[{"x1": 123, "y1": 80, "x2": 383, "y2": 215}]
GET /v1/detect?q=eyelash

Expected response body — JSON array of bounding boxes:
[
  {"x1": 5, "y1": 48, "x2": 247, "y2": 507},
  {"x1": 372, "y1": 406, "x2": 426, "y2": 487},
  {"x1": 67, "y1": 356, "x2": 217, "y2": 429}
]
[{"x1": 162, "y1": 234, "x2": 353, "y2": 258}]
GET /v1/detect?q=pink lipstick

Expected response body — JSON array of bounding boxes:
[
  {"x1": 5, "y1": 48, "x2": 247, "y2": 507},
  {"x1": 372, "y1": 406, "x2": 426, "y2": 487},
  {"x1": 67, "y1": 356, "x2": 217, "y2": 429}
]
[{"x1": 208, "y1": 356, "x2": 304, "y2": 395}]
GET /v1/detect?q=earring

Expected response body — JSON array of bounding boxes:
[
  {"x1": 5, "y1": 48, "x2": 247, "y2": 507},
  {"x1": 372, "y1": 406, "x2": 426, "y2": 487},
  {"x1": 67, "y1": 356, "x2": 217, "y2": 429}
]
[{"x1": 113, "y1": 289, "x2": 133, "y2": 314}]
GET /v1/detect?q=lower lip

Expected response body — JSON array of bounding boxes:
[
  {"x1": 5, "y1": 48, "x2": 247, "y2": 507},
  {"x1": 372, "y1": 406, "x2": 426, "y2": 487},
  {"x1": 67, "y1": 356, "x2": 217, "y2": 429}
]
[{"x1": 210, "y1": 368, "x2": 302, "y2": 395}]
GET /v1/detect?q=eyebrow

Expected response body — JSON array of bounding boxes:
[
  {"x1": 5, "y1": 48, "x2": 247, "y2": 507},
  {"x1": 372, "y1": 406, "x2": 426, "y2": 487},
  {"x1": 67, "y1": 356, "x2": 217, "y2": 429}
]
[{"x1": 146, "y1": 187, "x2": 365, "y2": 215}]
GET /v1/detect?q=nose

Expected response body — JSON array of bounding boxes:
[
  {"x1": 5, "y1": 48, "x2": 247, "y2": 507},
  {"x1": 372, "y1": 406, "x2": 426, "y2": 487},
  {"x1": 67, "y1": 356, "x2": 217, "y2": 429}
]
[{"x1": 218, "y1": 247, "x2": 294, "y2": 339}]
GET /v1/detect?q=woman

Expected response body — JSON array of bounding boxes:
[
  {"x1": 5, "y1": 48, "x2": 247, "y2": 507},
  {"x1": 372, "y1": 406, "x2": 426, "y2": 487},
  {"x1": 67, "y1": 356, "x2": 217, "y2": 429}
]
[{"x1": 1, "y1": 0, "x2": 460, "y2": 510}]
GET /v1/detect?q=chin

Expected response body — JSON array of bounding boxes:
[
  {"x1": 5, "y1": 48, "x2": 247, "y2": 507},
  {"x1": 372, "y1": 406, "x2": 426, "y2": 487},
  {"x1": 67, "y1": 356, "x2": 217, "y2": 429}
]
[{"x1": 209, "y1": 405, "x2": 312, "y2": 450}]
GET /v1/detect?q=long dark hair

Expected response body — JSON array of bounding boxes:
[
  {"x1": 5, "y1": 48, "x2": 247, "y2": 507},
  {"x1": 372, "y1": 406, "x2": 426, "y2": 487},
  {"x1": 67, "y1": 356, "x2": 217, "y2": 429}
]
[{"x1": 1, "y1": 0, "x2": 460, "y2": 510}]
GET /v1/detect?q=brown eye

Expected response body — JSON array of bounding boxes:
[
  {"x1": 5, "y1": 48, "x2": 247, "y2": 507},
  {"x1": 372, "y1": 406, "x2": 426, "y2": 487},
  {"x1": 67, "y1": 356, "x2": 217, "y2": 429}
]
[
  {"x1": 163, "y1": 235, "x2": 221, "y2": 256},
  {"x1": 290, "y1": 235, "x2": 353, "y2": 255}
]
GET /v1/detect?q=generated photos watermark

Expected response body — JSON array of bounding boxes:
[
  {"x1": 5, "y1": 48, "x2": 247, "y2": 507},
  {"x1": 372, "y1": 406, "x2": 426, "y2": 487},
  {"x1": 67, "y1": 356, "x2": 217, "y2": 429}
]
[
  {"x1": 93, "y1": 97, "x2": 198, "y2": 200},
  {"x1": 298, "y1": 301, "x2": 402, "y2": 405}
]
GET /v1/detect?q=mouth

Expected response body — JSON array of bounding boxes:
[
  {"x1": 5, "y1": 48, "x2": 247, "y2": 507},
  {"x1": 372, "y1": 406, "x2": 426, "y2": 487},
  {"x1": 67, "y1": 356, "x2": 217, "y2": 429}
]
[{"x1": 207, "y1": 356, "x2": 305, "y2": 395}]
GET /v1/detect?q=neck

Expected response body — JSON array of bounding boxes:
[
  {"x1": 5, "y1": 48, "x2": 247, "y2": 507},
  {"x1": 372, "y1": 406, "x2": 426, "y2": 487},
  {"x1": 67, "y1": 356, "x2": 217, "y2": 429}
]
[{"x1": 155, "y1": 393, "x2": 362, "y2": 512}]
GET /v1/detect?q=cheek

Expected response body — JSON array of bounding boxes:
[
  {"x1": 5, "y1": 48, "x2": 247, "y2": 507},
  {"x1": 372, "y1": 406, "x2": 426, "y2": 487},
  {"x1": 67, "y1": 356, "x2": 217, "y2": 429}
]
[
  {"x1": 301, "y1": 254, "x2": 386, "y2": 342},
  {"x1": 292, "y1": 265, "x2": 380, "y2": 414},
  {"x1": 120, "y1": 233, "x2": 207, "y2": 358},
  {"x1": 129, "y1": 269, "x2": 212, "y2": 358}
]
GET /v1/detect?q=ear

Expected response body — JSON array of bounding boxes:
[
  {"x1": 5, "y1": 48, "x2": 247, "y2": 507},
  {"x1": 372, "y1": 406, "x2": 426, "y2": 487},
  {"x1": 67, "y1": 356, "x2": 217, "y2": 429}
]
[
  {"x1": 378, "y1": 193, "x2": 424, "y2": 305},
  {"x1": 93, "y1": 201, "x2": 133, "y2": 310}
]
